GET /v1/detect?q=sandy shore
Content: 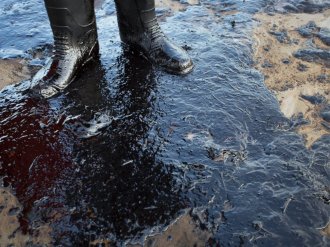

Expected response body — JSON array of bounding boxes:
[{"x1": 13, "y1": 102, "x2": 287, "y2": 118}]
[{"x1": 253, "y1": 10, "x2": 330, "y2": 147}]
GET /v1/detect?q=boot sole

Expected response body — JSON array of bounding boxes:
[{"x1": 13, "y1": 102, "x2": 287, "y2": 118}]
[{"x1": 163, "y1": 62, "x2": 195, "y2": 75}]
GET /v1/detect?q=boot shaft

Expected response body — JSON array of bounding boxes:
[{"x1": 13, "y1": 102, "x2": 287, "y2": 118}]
[
  {"x1": 44, "y1": 0, "x2": 97, "y2": 47},
  {"x1": 114, "y1": 0, "x2": 193, "y2": 75},
  {"x1": 114, "y1": 0, "x2": 160, "y2": 43}
]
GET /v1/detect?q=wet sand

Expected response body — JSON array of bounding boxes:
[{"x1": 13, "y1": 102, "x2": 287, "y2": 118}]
[
  {"x1": 0, "y1": 191, "x2": 209, "y2": 246},
  {"x1": 253, "y1": 10, "x2": 330, "y2": 147},
  {"x1": 141, "y1": 214, "x2": 211, "y2": 247},
  {"x1": 0, "y1": 188, "x2": 51, "y2": 246},
  {"x1": 0, "y1": 59, "x2": 32, "y2": 90},
  {"x1": 90, "y1": 214, "x2": 211, "y2": 247},
  {"x1": 320, "y1": 220, "x2": 330, "y2": 237}
]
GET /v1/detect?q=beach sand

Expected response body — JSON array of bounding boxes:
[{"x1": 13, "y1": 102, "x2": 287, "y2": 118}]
[
  {"x1": 0, "y1": 59, "x2": 32, "y2": 90},
  {"x1": 253, "y1": 10, "x2": 330, "y2": 148}
]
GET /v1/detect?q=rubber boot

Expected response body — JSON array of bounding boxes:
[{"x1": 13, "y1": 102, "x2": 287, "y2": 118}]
[
  {"x1": 114, "y1": 0, "x2": 194, "y2": 75},
  {"x1": 30, "y1": 0, "x2": 99, "y2": 98}
]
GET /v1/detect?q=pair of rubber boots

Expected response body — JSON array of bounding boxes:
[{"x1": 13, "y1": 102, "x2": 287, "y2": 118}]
[{"x1": 31, "y1": 0, "x2": 193, "y2": 98}]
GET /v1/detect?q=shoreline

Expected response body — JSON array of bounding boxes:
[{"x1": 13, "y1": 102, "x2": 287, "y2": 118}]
[{"x1": 253, "y1": 10, "x2": 330, "y2": 148}]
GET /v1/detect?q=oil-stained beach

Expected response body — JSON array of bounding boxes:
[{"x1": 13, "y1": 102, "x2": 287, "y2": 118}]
[{"x1": 0, "y1": 0, "x2": 329, "y2": 246}]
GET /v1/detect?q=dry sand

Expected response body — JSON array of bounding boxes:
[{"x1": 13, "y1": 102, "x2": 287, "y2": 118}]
[{"x1": 253, "y1": 10, "x2": 330, "y2": 147}]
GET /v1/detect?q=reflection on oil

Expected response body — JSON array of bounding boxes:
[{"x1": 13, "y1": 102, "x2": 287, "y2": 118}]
[
  {"x1": 0, "y1": 49, "x2": 187, "y2": 245},
  {"x1": 0, "y1": 93, "x2": 74, "y2": 234},
  {"x1": 55, "y1": 49, "x2": 186, "y2": 245}
]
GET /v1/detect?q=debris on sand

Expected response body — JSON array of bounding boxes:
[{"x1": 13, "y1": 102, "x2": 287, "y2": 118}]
[{"x1": 253, "y1": 10, "x2": 330, "y2": 147}]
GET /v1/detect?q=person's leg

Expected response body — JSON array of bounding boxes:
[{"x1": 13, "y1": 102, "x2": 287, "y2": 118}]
[
  {"x1": 31, "y1": 0, "x2": 99, "y2": 98},
  {"x1": 114, "y1": 0, "x2": 194, "y2": 75}
]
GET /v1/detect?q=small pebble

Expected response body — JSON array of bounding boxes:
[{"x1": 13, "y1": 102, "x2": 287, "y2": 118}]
[
  {"x1": 297, "y1": 63, "x2": 308, "y2": 72},
  {"x1": 317, "y1": 74, "x2": 328, "y2": 83},
  {"x1": 300, "y1": 94, "x2": 325, "y2": 105},
  {"x1": 262, "y1": 60, "x2": 273, "y2": 68},
  {"x1": 282, "y1": 58, "x2": 291, "y2": 64}
]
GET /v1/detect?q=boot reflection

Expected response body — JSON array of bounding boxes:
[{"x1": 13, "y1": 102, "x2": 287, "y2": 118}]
[{"x1": 55, "y1": 48, "x2": 185, "y2": 245}]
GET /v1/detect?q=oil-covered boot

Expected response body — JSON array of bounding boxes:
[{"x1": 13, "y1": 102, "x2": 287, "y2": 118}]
[
  {"x1": 114, "y1": 0, "x2": 193, "y2": 75},
  {"x1": 30, "y1": 0, "x2": 99, "y2": 98}
]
